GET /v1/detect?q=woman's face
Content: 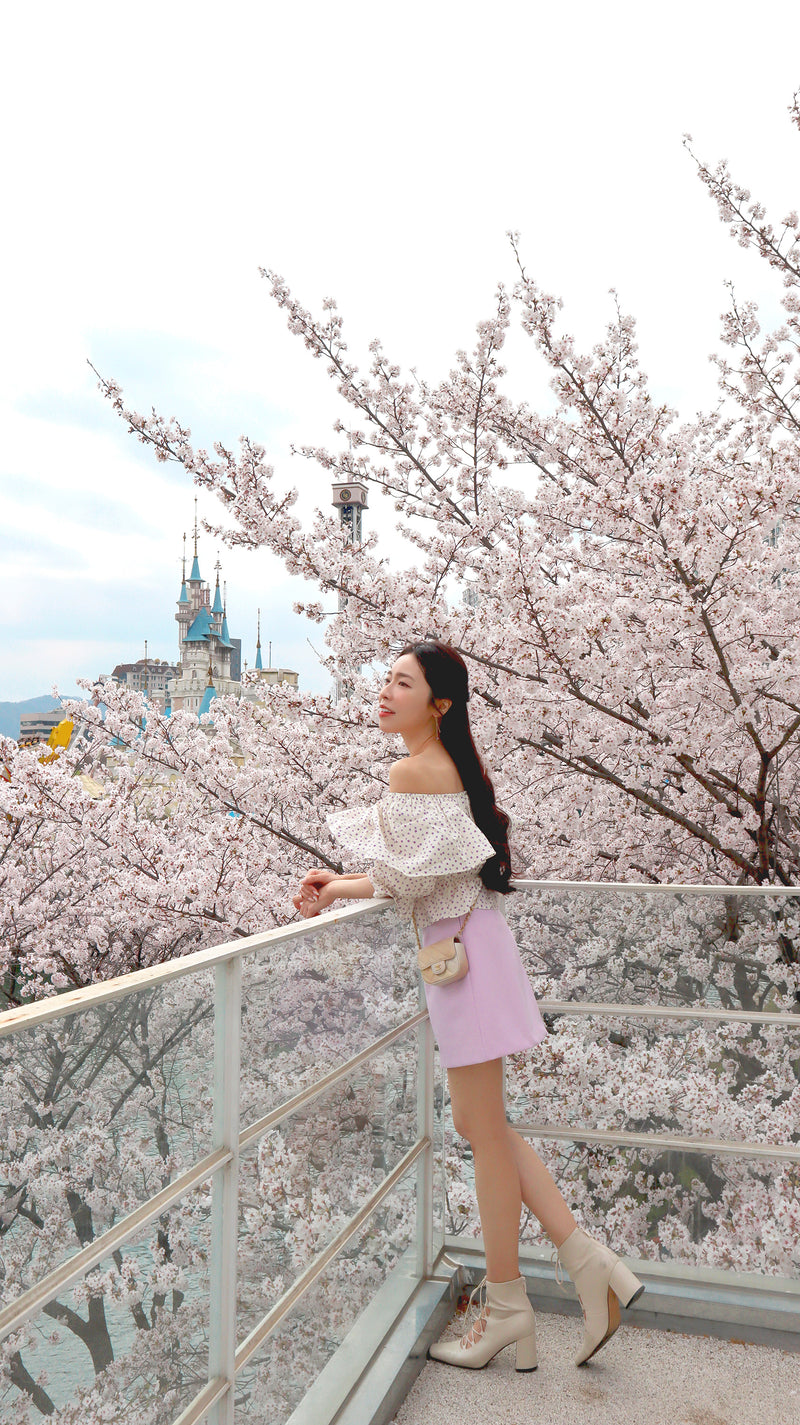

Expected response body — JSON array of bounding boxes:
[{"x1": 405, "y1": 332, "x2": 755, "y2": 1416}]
[{"x1": 378, "y1": 653, "x2": 440, "y2": 734}]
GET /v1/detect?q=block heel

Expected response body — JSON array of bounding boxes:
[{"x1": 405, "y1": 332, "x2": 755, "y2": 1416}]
[
  {"x1": 515, "y1": 1329, "x2": 538, "y2": 1372},
  {"x1": 609, "y1": 1259, "x2": 645, "y2": 1309},
  {"x1": 555, "y1": 1227, "x2": 645, "y2": 1365}
]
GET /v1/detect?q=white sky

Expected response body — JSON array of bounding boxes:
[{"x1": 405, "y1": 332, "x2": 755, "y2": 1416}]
[{"x1": 2, "y1": 0, "x2": 799, "y2": 702}]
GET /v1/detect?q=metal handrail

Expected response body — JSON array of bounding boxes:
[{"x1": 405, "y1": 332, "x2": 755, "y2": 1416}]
[
  {"x1": 537, "y1": 999, "x2": 800, "y2": 1027},
  {"x1": 4, "y1": 878, "x2": 798, "y2": 1037},
  {"x1": 515, "y1": 1123, "x2": 800, "y2": 1162},
  {"x1": 0, "y1": 897, "x2": 392, "y2": 1036},
  {"x1": 511, "y1": 880, "x2": 800, "y2": 896}
]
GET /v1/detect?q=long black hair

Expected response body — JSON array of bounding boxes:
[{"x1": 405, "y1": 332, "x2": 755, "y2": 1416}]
[{"x1": 397, "y1": 639, "x2": 516, "y2": 897}]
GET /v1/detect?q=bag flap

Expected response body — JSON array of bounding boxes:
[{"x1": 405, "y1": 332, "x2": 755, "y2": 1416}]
[{"x1": 417, "y1": 937, "x2": 457, "y2": 972}]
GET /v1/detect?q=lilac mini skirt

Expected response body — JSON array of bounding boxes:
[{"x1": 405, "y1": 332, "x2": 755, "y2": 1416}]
[{"x1": 419, "y1": 906, "x2": 549, "y2": 1068}]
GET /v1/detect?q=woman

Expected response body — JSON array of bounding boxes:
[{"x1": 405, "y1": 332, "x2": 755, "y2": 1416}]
[{"x1": 294, "y1": 639, "x2": 644, "y2": 1370}]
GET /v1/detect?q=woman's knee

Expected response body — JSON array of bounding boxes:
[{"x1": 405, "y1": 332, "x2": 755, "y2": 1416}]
[
  {"x1": 448, "y1": 1062, "x2": 507, "y2": 1142},
  {"x1": 452, "y1": 1111, "x2": 509, "y2": 1146},
  {"x1": 451, "y1": 1100, "x2": 474, "y2": 1140}
]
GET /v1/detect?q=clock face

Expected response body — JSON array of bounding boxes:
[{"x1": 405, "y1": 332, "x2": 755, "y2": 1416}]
[{"x1": 340, "y1": 489, "x2": 352, "y2": 501}]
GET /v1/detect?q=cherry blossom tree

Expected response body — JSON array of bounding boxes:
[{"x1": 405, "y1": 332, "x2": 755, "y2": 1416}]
[{"x1": 90, "y1": 102, "x2": 800, "y2": 903}]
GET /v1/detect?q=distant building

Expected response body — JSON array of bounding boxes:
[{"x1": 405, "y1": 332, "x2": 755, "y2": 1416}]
[
  {"x1": 18, "y1": 710, "x2": 62, "y2": 745},
  {"x1": 111, "y1": 659, "x2": 179, "y2": 695},
  {"x1": 245, "y1": 609, "x2": 299, "y2": 694},
  {"x1": 168, "y1": 530, "x2": 242, "y2": 715},
  {"x1": 249, "y1": 666, "x2": 299, "y2": 689},
  {"x1": 96, "y1": 515, "x2": 299, "y2": 720},
  {"x1": 168, "y1": 523, "x2": 298, "y2": 716}
]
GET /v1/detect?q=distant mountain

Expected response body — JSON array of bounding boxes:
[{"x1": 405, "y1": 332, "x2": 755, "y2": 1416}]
[{"x1": 0, "y1": 695, "x2": 62, "y2": 740}]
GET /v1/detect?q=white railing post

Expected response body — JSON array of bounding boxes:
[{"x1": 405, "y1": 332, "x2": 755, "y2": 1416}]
[
  {"x1": 416, "y1": 980, "x2": 435, "y2": 1279},
  {"x1": 208, "y1": 957, "x2": 242, "y2": 1425}
]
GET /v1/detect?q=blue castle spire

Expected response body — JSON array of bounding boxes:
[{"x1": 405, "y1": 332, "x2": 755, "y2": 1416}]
[
  {"x1": 189, "y1": 500, "x2": 202, "y2": 582},
  {"x1": 212, "y1": 563, "x2": 224, "y2": 615},
  {"x1": 179, "y1": 536, "x2": 190, "y2": 604}
]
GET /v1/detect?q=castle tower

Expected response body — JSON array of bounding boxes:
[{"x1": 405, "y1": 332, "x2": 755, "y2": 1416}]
[
  {"x1": 221, "y1": 583, "x2": 231, "y2": 646},
  {"x1": 165, "y1": 507, "x2": 298, "y2": 714},
  {"x1": 176, "y1": 534, "x2": 192, "y2": 657},
  {"x1": 211, "y1": 560, "x2": 225, "y2": 631},
  {"x1": 186, "y1": 500, "x2": 210, "y2": 616},
  {"x1": 222, "y1": 584, "x2": 242, "y2": 681},
  {"x1": 169, "y1": 516, "x2": 240, "y2": 714}
]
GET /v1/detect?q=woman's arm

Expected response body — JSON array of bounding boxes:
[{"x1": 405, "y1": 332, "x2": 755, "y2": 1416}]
[
  {"x1": 301, "y1": 868, "x2": 364, "y2": 888},
  {"x1": 295, "y1": 873, "x2": 379, "y2": 919},
  {"x1": 325, "y1": 875, "x2": 376, "y2": 901}
]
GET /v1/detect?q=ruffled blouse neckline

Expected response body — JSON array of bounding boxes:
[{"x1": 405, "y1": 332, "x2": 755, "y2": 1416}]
[{"x1": 384, "y1": 790, "x2": 469, "y2": 798}]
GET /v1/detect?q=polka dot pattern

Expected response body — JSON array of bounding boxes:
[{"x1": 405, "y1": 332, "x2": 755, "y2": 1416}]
[{"x1": 326, "y1": 791, "x2": 502, "y2": 926}]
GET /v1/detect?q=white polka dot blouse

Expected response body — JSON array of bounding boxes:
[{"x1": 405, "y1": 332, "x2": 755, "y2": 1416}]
[{"x1": 326, "y1": 791, "x2": 502, "y2": 925}]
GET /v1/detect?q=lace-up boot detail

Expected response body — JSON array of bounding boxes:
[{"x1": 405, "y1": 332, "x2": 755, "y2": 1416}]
[
  {"x1": 556, "y1": 1228, "x2": 645, "y2": 1365},
  {"x1": 427, "y1": 1273, "x2": 538, "y2": 1371}
]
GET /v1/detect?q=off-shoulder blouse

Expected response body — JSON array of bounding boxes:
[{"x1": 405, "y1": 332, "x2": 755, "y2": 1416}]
[{"x1": 326, "y1": 791, "x2": 503, "y2": 927}]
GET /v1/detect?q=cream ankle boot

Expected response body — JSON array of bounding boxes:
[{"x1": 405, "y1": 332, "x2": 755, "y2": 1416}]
[
  {"x1": 427, "y1": 1273, "x2": 538, "y2": 1371},
  {"x1": 555, "y1": 1227, "x2": 645, "y2": 1365}
]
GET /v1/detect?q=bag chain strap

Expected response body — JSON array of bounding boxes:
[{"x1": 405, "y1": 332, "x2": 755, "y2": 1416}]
[{"x1": 411, "y1": 886, "x2": 483, "y2": 953}]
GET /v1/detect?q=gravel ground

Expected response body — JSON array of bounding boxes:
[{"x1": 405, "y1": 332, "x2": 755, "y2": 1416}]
[{"x1": 391, "y1": 1311, "x2": 799, "y2": 1425}]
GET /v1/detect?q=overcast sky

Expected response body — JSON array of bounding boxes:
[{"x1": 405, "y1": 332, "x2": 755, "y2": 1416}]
[{"x1": 2, "y1": 0, "x2": 799, "y2": 703}]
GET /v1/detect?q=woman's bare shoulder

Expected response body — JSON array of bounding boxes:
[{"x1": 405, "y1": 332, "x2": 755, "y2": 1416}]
[{"x1": 388, "y1": 756, "x2": 465, "y2": 795}]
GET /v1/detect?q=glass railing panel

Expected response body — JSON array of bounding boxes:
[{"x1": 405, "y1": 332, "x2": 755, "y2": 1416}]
[
  {"x1": 233, "y1": 1171, "x2": 417, "y2": 1425},
  {"x1": 442, "y1": 1115, "x2": 800, "y2": 1280},
  {"x1": 236, "y1": 1031, "x2": 419, "y2": 1343},
  {"x1": 238, "y1": 904, "x2": 418, "y2": 1131},
  {"x1": 515, "y1": 1137, "x2": 799, "y2": 1278},
  {"x1": 0, "y1": 970, "x2": 215, "y2": 1306},
  {"x1": 445, "y1": 886, "x2": 800, "y2": 1264},
  {"x1": 505, "y1": 886, "x2": 800, "y2": 1013},
  {"x1": 0, "y1": 1183, "x2": 212, "y2": 1424},
  {"x1": 441, "y1": 1113, "x2": 482, "y2": 1245},
  {"x1": 505, "y1": 1013, "x2": 800, "y2": 1144}
]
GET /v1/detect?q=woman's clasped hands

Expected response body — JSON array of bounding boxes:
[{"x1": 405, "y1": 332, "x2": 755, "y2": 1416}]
[{"x1": 293, "y1": 868, "x2": 340, "y2": 918}]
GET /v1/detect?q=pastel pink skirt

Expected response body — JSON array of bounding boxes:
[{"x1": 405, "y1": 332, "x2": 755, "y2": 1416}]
[{"x1": 419, "y1": 906, "x2": 549, "y2": 1068}]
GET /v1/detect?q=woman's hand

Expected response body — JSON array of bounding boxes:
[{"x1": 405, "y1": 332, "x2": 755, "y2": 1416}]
[
  {"x1": 300, "y1": 868, "x2": 338, "y2": 891},
  {"x1": 292, "y1": 868, "x2": 375, "y2": 918},
  {"x1": 293, "y1": 868, "x2": 340, "y2": 918}
]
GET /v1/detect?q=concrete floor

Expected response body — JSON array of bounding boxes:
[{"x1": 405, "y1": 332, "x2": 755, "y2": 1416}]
[{"x1": 391, "y1": 1310, "x2": 799, "y2": 1425}]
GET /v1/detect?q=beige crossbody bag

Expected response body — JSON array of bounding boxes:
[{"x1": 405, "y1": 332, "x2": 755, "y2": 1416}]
[{"x1": 411, "y1": 888, "x2": 482, "y2": 987}]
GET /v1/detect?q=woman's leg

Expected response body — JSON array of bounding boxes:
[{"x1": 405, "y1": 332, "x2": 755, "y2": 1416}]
[
  {"x1": 505, "y1": 1125, "x2": 577, "y2": 1249},
  {"x1": 447, "y1": 1058, "x2": 523, "y2": 1282},
  {"x1": 447, "y1": 1060, "x2": 578, "y2": 1274}
]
